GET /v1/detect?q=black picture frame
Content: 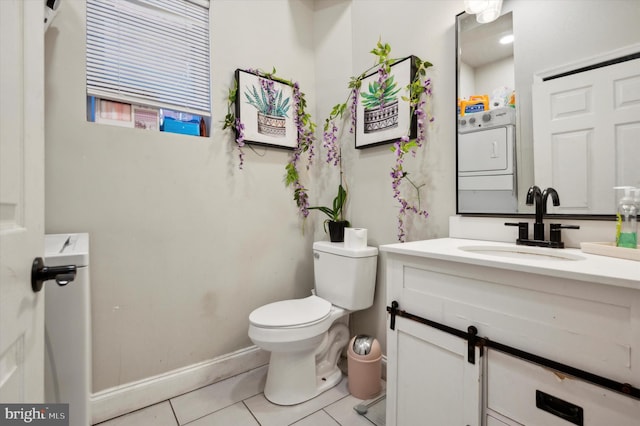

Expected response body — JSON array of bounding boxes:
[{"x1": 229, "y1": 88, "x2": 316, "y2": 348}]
[
  {"x1": 355, "y1": 56, "x2": 418, "y2": 149},
  {"x1": 235, "y1": 69, "x2": 297, "y2": 150}
]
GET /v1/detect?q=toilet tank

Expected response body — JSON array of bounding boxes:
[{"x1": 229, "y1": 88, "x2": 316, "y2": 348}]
[{"x1": 313, "y1": 241, "x2": 378, "y2": 310}]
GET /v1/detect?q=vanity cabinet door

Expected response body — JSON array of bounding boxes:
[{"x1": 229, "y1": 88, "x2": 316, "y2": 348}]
[
  {"x1": 486, "y1": 349, "x2": 640, "y2": 425},
  {"x1": 386, "y1": 316, "x2": 482, "y2": 426}
]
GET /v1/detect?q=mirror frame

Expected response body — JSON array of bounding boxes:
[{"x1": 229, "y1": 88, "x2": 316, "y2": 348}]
[{"x1": 455, "y1": 10, "x2": 615, "y2": 221}]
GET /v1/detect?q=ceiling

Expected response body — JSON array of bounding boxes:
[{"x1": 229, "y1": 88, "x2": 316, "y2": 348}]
[{"x1": 459, "y1": 11, "x2": 514, "y2": 68}]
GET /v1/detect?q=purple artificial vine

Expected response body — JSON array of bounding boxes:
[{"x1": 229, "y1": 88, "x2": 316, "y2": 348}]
[
  {"x1": 223, "y1": 69, "x2": 317, "y2": 219},
  {"x1": 223, "y1": 41, "x2": 434, "y2": 241},
  {"x1": 234, "y1": 118, "x2": 245, "y2": 169},
  {"x1": 389, "y1": 77, "x2": 433, "y2": 242},
  {"x1": 324, "y1": 40, "x2": 434, "y2": 242}
]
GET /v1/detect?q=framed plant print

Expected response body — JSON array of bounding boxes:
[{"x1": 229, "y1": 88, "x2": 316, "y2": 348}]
[
  {"x1": 355, "y1": 56, "x2": 418, "y2": 149},
  {"x1": 235, "y1": 69, "x2": 297, "y2": 149}
]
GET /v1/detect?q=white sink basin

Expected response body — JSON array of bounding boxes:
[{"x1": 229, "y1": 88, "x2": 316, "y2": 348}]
[{"x1": 459, "y1": 245, "x2": 585, "y2": 261}]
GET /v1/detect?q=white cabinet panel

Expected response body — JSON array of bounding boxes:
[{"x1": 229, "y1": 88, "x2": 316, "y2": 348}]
[
  {"x1": 396, "y1": 262, "x2": 635, "y2": 383},
  {"x1": 487, "y1": 350, "x2": 640, "y2": 425},
  {"x1": 386, "y1": 317, "x2": 482, "y2": 426}
]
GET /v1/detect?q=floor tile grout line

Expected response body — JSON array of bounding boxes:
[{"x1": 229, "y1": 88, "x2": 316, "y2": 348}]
[
  {"x1": 242, "y1": 399, "x2": 262, "y2": 425},
  {"x1": 293, "y1": 393, "x2": 356, "y2": 426},
  {"x1": 92, "y1": 400, "x2": 174, "y2": 425},
  {"x1": 167, "y1": 399, "x2": 180, "y2": 426},
  {"x1": 95, "y1": 366, "x2": 269, "y2": 425},
  {"x1": 168, "y1": 365, "x2": 268, "y2": 425},
  {"x1": 176, "y1": 389, "x2": 266, "y2": 425},
  {"x1": 168, "y1": 364, "x2": 269, "y2": 403},
  {"x1": 321, "y1": 407, "x2": 343, "y2": 426},
  {"x1": 285, "y1": 407, "x2": 332, "y2": 426}
]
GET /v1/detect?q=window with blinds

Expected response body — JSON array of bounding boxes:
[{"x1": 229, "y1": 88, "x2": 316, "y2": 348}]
[{"x1": 86, "y1": 0, "x2": 210, "y2": 136}]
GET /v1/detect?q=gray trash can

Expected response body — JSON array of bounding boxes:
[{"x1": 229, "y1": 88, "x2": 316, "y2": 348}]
[{"x1": 347, "y1": 335, "x2": 382, "y2": 399}]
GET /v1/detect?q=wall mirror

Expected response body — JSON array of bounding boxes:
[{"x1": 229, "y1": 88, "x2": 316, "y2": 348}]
[{"x1": 455, "y1": 0, "x2": 640, "y2": 218}]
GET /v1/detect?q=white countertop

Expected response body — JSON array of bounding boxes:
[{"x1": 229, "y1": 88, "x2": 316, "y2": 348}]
[{"x1": 381, "y1": 238, "x2": 640, "y2": 290}]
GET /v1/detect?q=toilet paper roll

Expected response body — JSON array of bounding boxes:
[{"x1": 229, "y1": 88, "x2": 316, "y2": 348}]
[{"x1": 344, "y1": 228, "x2": 367, "y2": 249}]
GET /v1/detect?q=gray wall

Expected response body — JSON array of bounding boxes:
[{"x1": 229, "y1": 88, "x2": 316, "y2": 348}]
[
  {"x1": 44, "y1": 0, "x2": 460, "y2": 393},
  {"x1": 337, "y1": 0, "x2": 461, "y2": 355}
]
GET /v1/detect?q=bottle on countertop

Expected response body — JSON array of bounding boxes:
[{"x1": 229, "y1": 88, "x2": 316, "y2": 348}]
[{"x1": 614, "y1": 186, "x2": 637, "y2": 249}]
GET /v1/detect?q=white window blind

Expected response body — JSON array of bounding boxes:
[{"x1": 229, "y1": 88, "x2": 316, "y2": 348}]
[{"x1": 87, "y1": 0, "x2": 211, "y2": 116}]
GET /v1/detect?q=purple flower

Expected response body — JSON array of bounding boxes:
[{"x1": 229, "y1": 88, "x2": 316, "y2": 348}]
[
  {"x1": 349, "y1": 89, "x2": 358, "y2": 134},
  {"x1": 285, "y1": 80, "x2": 317, "y2": 219},
  {"x1": 424, "y1": 78, "x2": 432, "y2": 95},
  {"x1": 259, "y1": 78, "x2": 277, "y2": 115},
  {"x1": 295, "y1": 182, "x2": 310, "y2": 218},
  {"x1": 391, "y1": 77, "x2": 434, "y2": 241},
  {"x1": 235, "y1": 118, "x2": 245, "y2": 169},
  {"x1": 292, "y1": 83, "x2": 315, "y2": 169},
  {"x1": 376, "y1": 67, "x2": 389, "y2": 109},
  {"x1": 323, "y1": 121, "x2": 340, "y2": 166}
]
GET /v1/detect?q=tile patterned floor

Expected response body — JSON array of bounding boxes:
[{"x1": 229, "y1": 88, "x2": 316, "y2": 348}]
[{"x1": 94, "y1": 366, "x2": 385, "y2": 426}]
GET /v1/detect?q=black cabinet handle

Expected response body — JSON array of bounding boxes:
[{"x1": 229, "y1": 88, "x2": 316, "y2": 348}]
[
  {"x1": 31, "y1": 257, "x2": 77, "y2": 292},
  {"x1": 536, "y1": 390, "x2": 583, "y2": 425}
]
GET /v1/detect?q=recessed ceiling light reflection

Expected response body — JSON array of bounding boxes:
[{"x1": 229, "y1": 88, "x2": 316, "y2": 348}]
[{"x1": 500, "y1": 34, "x2": 514, "y2": 44}]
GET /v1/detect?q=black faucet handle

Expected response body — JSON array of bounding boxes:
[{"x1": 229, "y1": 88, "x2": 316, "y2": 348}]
[
  {"x1": 505, "y1": 222, "x2": 529, "y2": 240},
  {"x1": 549, "y1": 223, "x2": 580, "y2": 244}
]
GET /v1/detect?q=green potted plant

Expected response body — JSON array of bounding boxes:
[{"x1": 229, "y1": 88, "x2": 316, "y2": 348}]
[{"x1": 308, "y1": 184, "x2": 350, "y2": 242}]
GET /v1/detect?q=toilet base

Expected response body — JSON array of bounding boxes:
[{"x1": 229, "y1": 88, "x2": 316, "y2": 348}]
[{"x1": 263, "y1": 323, "x2": 349, "y2": 406}]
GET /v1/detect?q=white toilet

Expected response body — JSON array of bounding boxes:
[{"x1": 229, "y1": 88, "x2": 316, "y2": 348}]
[{"x1": 248, "y1": 241, "x2": 378, "y2": 405}]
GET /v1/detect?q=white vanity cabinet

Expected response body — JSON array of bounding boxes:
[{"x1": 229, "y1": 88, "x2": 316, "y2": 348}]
[
  {"x1": 486, "y1": 349, "x2": 638, "y2": 425},
  {"x1": 386, "y1": 315, "x2": 483, "y2": 425},
  {"x1": 382, "y1": 238, "x2": 640, "y2": 426}
]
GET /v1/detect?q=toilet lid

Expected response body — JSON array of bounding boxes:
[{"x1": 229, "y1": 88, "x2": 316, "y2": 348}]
[{"x1": 249, "y1": 295, "x2": 331, "y2": 328}]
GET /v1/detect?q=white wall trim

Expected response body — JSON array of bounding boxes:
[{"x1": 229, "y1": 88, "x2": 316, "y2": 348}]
[
  {"x1": 534, "y1": 42, "x2": 640, "y2": 82},
  {"x1": 91, "y1": 346, "x2": 269, "y2": 424}
]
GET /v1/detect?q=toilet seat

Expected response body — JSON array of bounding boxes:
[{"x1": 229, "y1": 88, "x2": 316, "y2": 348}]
[{"x1": 249, "y1": 295, "x2": 331, "y2": 328}]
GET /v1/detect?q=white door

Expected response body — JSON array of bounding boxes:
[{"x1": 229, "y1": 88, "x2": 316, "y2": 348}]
[
  {"x1": 0, "y1": 0, "x2": 46, "y2": 403},
  {"x1": 386, "y1": 316, "x2": 483, "y2": 426},
  {"x1": 532, "y1": 58, "x2": 640, "y2": 214}
]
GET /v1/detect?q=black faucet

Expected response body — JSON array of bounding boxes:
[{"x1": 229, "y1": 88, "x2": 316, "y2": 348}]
[
  {"x1": 526, "y1": 185, "x2": 561, "y2": 240},
  {"x1": 541, "y1": 187, "x2": 560, "y2": 236},
  {"x1": 511, "y1": 185, "x2": 578, "y2": 248},
  {"x1": 526, "y1": 185, "x2": 544, "y2": 240},
  {"x1": 542, "y1": 187, "x2": 560, "y2": 209}
]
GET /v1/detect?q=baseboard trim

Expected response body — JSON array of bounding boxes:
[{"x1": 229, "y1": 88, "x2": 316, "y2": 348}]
[{"x1": 91, "y1": 346, "x2": 269, "y2": 424}]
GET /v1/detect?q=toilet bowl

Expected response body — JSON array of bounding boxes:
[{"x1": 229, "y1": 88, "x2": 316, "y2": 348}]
[
  {"x1": 249, "y1": 295, "x2": 350, "y2": 405},
  {"x1": 248, "y1": 241, "x2": 378, "y2": 406}
]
